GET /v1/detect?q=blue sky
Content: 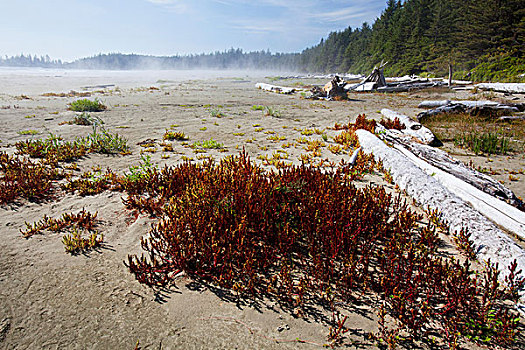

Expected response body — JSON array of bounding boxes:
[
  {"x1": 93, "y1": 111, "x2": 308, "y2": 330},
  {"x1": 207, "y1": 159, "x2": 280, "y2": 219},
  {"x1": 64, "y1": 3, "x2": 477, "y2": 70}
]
[{"x1": 1, "y1": 0, "x2": 387, "y2": 61}]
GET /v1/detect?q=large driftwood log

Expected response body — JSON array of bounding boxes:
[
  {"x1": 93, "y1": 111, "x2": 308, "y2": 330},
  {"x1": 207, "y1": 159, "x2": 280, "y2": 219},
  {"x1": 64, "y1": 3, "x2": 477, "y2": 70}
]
[
  {"x1": 419, "y1": 100, "x2": 525, "y2": 110},
  {"x1": 355, "y1": 129, "x2": 525, "y2": 300},
  {"x1": 475, "y1": 83, "x2": 525, "y2": 94},
  {"x1": 377, "y1": 81, "x2": 443, "y2": 93},
  {"x1": 255, "y1": 83, "x2": 295, "y2": 94},
  {"x1": 381, "y1": 109, "x2": 438, "y2": 145},
  {"x1": 500, "y1": 115, "x2": 525, "y2": 121},
  {"x1": 378, "y1": 127, "x2": 524, "y2": 210},
  {"x1": 417, "y1": 100, "x2": 523, "y2": 122},
  {"x1": 393, "y1": 143, "x2": 525, "y2": 239}
]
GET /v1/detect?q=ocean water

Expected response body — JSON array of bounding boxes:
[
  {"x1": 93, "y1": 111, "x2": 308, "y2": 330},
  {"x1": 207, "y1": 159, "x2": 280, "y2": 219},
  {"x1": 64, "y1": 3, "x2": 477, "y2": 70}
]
[{"x1": 0, "y1": 67, "x2": 285, "y2": 95}]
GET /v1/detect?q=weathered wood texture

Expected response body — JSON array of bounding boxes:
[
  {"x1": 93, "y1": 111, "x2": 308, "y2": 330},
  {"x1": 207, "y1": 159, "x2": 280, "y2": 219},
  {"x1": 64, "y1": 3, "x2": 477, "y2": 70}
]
[
  {"x1": 255, "y1": 83, "x2": 295, "y2": 94},
  {"x1": 476, "y1": 83, "x2": 525, "y2": 94},
  {"x1": 381, "y1": 130, "x2": 524, "y2": 210},
  {"x1": 417, "y1": 100, "x2": 524, "y2": 122},
  {"x1": 381, "y1": 109, "x2": 438, "y2": 145},
  {"x1": 356, "y1": 129, "x2": 525, "y2": 298}
]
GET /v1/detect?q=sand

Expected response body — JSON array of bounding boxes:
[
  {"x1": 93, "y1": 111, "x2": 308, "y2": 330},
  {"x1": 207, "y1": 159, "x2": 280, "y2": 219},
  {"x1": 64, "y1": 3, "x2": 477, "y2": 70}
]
[{"x1": 0, "y1": 69, "x2": 524, "y2": 349}]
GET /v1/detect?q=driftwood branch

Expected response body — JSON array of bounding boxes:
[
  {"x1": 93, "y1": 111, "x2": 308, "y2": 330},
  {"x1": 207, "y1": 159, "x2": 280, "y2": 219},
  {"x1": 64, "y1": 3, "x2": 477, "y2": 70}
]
[
  {"x1": 417, "y1": 100, "x2": 524, "y2": 122},
  {"x1": 255, "y1": 83, "x2": 295, "y2": 94}
]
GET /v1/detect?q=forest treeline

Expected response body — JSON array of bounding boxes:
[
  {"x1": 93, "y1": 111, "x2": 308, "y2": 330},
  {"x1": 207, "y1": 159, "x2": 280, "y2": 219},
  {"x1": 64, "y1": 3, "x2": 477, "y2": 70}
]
[
  {"x1": 1, "y1": 0, "x2": 523, "y2": 81},
  {"x1": 298, "y1": 0, "x2": 525, "y2": 81},
  {"x1": 0, "y1": 49, "x2": 298, "y2": 71}
]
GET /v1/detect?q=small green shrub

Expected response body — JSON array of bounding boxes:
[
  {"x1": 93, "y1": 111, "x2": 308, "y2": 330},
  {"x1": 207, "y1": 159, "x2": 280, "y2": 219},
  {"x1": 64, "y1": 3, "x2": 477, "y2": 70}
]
[
  {"x1": 78, "y1": 125, "x2": 129, "y2": 154},
  {"x1": 68, "y1": 112, "x2": 103, "y2": 126},
  {"x1": 126, "y1": 154, "x2": 157, "y2": 182},
  {"x1": 210, "y1": 108, "x2": 225, "y2": 118},
  {"x1": 68, "y1": 98, "x2": 107, "y2": 112},
  {"x1": 62, "y1": 228, "x2": 103, "y2": 254},
  {"x1": 251, "y1": 105, "x2": 264, "y2": 111},
  {"x1": 454, "y1": 132, "x2": 509, "y2": 155},
  {"x1": 18, "y1": 130, "x2": 39, "y2": 135},
  {"x1": 265, "y1": 106, "x2": 281, "y2": 117},
  {"x1": 192, "y1": 138, "x2": 223, "y2": 149},
  {"x1": 163, "y1": 130, "x2": 188, "y2": 141}
]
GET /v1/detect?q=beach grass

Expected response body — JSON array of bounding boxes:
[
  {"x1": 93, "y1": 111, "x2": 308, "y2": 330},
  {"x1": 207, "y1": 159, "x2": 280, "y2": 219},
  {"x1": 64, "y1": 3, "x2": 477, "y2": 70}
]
[{"x1": 68, "y1": 98, "x2": 107, "y2": 112}]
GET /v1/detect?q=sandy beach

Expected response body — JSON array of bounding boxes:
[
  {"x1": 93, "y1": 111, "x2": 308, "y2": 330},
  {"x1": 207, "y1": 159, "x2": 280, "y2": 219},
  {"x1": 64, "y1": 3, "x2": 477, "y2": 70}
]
[{"x1": 1, "y1": 69, "x2": 524, "y2": 349}]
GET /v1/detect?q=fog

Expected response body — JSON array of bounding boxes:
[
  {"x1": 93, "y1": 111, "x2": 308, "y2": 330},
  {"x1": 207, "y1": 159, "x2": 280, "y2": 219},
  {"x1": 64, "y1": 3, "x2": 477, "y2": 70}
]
[{"x1": 0, "y1": 67, "x2": 297, "y2": 95}]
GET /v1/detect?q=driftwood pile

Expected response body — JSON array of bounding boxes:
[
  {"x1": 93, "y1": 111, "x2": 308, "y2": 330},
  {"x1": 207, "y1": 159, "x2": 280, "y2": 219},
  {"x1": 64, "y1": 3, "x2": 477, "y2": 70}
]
[
  {"x1": 356, "y1": 128, "x2": 525, "y2": 303},
  {"x1": 309, "y1": 64, "x2": 446, "y2": 99},
  {"x1": 357, "y1": 109, "x2": 525, "y2": 303},
  {"x1": 417, "y1": 100, "x2": 525, "y2": 122},
  {"x1": 379, "y1": 109, "x2": 523, "y2": 211},
  {"x1": 255, "y1": 83, "x2": 296, "y2": 94}
]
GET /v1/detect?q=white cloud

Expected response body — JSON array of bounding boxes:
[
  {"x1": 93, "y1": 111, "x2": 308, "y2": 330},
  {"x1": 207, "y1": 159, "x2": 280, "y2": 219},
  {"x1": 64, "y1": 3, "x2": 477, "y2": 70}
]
[
  {"x1": 146, "y1": 0, "x2": 189, "y2": 13},
  {"x1": 312, "y1": 6, "x2": 377, "y2": 23},
  {"x1": 147, "y1": 0, "x2": 178, "y2": 4}
]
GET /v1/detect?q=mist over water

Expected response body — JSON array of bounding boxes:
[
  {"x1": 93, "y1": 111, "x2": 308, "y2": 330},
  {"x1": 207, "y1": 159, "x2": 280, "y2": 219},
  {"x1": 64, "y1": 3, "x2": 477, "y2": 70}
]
[{"x1": 0, "y1": 67, "x2": 295, "y2": 95}]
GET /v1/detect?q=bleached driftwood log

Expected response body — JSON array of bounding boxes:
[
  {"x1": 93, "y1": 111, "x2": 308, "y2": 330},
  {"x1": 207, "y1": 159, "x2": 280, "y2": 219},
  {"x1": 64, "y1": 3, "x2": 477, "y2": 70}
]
[
  {"x1": 417, "y1": 101, "x2": 520, "y2": 122},
  {"x1": 476, "y1": 83, "x2": 525, "y2": 94},
  {"x1": 391, "y1": 142, "x2": 525, "y2": 239},
  {"x1": 255, "y1": 83, "x2": 295, "y2": 94},
  {"x1": 417, "y1": 100, "x2": 453, "y2": 108},
  {"x1": 419, "y1": 100, "x2": 524, "y2": 110},
  {"x1": 500, "y1": 115, "x2": 525, "y2": 121},
  {"x1": 377, "y1": 81, "x2": 443, "y2": 93},
  {"x1": 381, "y1": 109, "x2": 438, "y2": 145},
  {"x1": 378, "y1": 130, "x2": 524, "y2": 210},
  {"x1": 356, "y1": 129, "x2": 525, "y2": 302}
]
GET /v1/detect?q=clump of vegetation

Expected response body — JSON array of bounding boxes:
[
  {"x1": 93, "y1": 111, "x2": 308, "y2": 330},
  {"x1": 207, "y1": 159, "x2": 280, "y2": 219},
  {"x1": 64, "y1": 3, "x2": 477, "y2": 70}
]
[
  {"x1": 379, "y1": 117, "x2": 406, "y2": 130},
  {"x1": 62, "y1": 228, "x2": 103, "y2": 254},
  {"x1": 209, "y1": 108, "x2": 225, "y2": 118},
  {"x1": 62, "y1": 168, "x2": 117, "y2": 196},
  {"x1": 192, "y1": 139, "x2": 223, "y2": 149},
  {"x1": 421, "y1": 112, "x2": 524, "y2": 154},
  {"x1": 21, "y1": 209, "x2": 101, "y2": 254},
  {"x1": 63, "y1": 112, "x2": 103, "y2": 126},
  {"x1": 68, "y1": 98, "x2": 106, "y2": 112},
  {"x1": 265, "y1": 106, "x2": 281, "y2": 117},
  {"x1": 16, "y1": 133, "x2": 88, "y2": 163},
  {"x1": 18, "y1": 130, "x2": 39, "y2": 136},
  {"x1": 78, "y1": 126, "x2": 130, "y2": 154},
  {"x1": 124, "y1": 150, "x2": 523, "y2": 348},
  {"x1": 21, "y1": 209, "x2": 98, "y2": 237},
  {"x1": 42, "y1": 91, "x2": 91, "y2": 98},
  {"x1": 251, "y1": 105, "x2": 264, "y2": 111},
  {"x1": 0, "y1": 151, "x2": 63, "y2": 204},
  {"x1": 163, "y1": 130, "x2": 188, "y2": 141},
  {"x1": 266, "y1": 135, "x2": 286, "y2": 142},
  {"x1": 125, "y1": 154, "x2": 157, "y2": 182},
  {"x1": 454, "y1": 132, "x2": 510, "y2": 155},
  {"x1": 333, "y1": 114, "x2": 376, "y2": 133}
]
